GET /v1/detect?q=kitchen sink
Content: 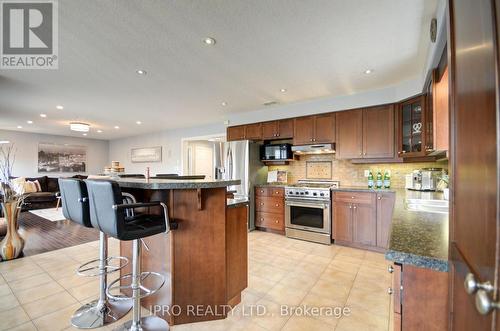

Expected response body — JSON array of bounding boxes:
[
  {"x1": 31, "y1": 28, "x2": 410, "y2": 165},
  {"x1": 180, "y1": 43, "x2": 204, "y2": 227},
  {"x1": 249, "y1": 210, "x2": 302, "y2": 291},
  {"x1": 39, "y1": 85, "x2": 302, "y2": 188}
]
[{"x1": 405, "y1": 198, "x2": 449, "y2": 214}]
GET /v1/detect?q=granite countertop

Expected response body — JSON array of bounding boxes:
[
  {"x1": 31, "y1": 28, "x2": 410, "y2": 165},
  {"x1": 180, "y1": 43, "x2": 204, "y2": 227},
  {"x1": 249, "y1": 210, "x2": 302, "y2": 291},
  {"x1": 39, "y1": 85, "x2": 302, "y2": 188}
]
[
  {"x1": 332, "y1": 186, "x2": 449, "y2": 272},
  {"x1": 385, "y1": 189, "x2": 449, "y2": 272},
  {"x1": 116, "y1": 178, "x2": 241, "y2": 189},
  {"x1": 227, "y1": 197, "x2": 249, "y2": 208}
]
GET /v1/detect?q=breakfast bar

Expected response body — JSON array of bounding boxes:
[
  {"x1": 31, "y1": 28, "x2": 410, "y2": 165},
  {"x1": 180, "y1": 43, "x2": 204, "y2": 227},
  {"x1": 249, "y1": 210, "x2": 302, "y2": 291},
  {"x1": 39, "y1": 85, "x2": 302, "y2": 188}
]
[{"x1": 115, "y1": 178, "x2": 247, "y2": 326}]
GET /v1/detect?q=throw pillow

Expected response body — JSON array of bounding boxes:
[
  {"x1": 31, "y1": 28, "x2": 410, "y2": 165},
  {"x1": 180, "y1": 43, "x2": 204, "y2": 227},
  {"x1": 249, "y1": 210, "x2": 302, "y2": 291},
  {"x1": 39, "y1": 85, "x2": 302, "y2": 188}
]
[
  {"x1": 32, "y1": 180, "x2": 42, "y2": 192},
  {"x1": 24, "y1": 181, "x2": 38, "y2": 194},
  {"x1": 10, "y1": 177, "x2": 26, "y2": 195}
]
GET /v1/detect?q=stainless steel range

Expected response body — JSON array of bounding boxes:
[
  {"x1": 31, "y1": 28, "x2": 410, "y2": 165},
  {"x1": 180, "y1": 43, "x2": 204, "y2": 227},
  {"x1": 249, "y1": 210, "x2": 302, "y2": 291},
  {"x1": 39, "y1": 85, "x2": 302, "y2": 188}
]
[{"x1": 285, "y1": 180, "x2": 339, "y2": 245}]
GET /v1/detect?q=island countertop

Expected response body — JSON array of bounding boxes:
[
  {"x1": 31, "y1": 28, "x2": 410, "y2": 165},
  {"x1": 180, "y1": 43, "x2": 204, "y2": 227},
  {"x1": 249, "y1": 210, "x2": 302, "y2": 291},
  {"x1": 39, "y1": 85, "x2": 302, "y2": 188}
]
[
  {"x1": 115, "y1": 178, "x2": 240, "y2": 189},
  {"x1": 385, "y1": 189, "x2": 449, "y2": 272}
]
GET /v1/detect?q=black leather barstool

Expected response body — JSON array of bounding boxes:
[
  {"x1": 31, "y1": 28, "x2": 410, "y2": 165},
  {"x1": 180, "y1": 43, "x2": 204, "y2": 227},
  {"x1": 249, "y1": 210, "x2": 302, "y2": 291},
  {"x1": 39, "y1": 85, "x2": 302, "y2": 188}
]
[
  {"x1": 85, "y1": 179, "x2": 173, "y2": 331},
  {"x1": 58, "y1": 178, "x2": 132, "y2": 329}
]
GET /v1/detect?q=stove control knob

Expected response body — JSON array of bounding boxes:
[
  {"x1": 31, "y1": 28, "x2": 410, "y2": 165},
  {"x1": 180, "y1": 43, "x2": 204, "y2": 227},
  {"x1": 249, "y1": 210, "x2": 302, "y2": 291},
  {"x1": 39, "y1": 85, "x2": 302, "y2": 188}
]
[
  {"x1": 300, "y1": 192, "x2": 304, "y2": 195},
  {"x1": 320, "y1": 193, "x2": 325, "y2": 197},
  {"x1": 313, "y1": 192, "x2": 317, "y2": 196},
  {"x1": 305, "y1": 192, "x2": 309, "y2": 195}
]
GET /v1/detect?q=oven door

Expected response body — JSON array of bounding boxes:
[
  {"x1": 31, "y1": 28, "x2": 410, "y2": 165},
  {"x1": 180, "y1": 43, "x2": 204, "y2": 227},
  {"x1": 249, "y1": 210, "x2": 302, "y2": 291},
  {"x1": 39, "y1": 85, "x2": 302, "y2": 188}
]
[{"x1": 285, "y1": 199, "x2": 331, "y2": 234}]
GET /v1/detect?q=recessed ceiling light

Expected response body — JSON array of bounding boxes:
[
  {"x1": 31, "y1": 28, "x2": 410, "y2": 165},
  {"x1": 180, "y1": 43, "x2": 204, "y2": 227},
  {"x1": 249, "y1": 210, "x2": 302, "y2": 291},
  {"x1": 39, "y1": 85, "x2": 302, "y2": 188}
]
[
  {"x1": 280, "y1": 88, "x2": 287, "y2": 93},
  {"x1": 17, "y1": 126, "x2": 22, "y2": 129},
  {"x1": 27, "y1": 120, "x2": 33, "y2": 124},
  {"x1": 56, "y1": 105, "x2": 64, "y2": 110},
  {"x1": 114, "y1": 126, "x2": 120, "y2": 129},
  {"x1": 136, "y1": 69, "x2": 147, "y2": 75},
  {"x1": 0, "y1": 140, "x2": 10, "y2": 144},
  {"x1": 221, "y1": 102, "x2": 227, "y2": 106},
  {"x1": 364, "y1": 69, "x2": 373, "y2": 74},
  {"x1": 97, "y1": 130, "x2": 103, "y2": 133},
  {"x1": 136, "y1": 121, "x2": 142, "y2": 125},
  {"x1": 40, "y1": 114, "x2": 47, "y2": 118},
  {"x1": 70, "y1": 122, "x2": 90, "y2": 132},
  {"x1": 82, "y1": 133, "x2": 87, "y2": 136},
  {"x1": 203, "y1": 37, "x2": 216, "y2": 45}
]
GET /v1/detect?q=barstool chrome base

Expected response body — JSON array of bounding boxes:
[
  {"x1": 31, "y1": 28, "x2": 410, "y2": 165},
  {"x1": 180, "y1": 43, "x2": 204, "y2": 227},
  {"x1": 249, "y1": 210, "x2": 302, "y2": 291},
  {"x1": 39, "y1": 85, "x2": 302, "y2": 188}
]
[
  {"x1": 71, "y1": 299, "x2": 132, "y2": 329},
  {"x1": 113, "y1": 316, "x2": 169, "y2": 331}
]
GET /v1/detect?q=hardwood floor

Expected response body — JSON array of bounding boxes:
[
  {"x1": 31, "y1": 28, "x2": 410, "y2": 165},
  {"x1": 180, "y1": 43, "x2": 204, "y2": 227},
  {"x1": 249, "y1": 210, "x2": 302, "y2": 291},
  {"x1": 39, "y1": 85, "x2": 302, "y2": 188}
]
[{"x1": 9, "y1": 211, "x2": 99, "y2": 258}]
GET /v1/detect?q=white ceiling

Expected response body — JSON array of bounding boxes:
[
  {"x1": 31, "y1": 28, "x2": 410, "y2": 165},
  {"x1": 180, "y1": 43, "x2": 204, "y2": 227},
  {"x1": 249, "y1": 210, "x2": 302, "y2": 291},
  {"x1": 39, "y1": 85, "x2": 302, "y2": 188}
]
[{"x1": 0, "y1": 0, "x2": 438, "y2": 140}]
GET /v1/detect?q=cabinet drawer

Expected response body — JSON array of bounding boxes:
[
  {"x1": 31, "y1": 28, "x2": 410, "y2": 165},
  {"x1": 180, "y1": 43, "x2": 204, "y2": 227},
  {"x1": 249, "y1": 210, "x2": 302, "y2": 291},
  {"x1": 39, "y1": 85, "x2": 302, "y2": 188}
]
[
  {"x1": 255, "y1": 212, "x2": 284, "y2": 231},
  {"x1": 255, "y1": 187, "x2": 269, "y2": 196},
  {"x1": 255, "y1": 187, "x2": 284, "y2": 197},
  {"x1": 334, "y1": 191, "x2": 374, "y2": 204},
  {"x1": 255, "y1": 197, "x2": 284, "y2": 213}
]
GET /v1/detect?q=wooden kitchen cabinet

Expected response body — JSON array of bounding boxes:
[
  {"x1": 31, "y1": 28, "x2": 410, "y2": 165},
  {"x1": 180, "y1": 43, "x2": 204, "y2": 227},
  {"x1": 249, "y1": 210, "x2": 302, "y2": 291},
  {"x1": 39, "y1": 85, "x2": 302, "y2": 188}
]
[
  {"x1": 432, "y1": 66, "x2": 449, "y2": 153},
  {"x1": 293, "y1": 114, "x2": 335, "y2": 145},
  {"x1": 262, "y1": 119, "x2": 294, "y2": 140},
  {"x1": 227, "y1": 125, "x2": 245, "y2": 141},
  {"x1": 333, "y1": 191, "x2": 376, "y2": 249},
  {"x1": 397, "y1": 95, "x2": 428, "y2": 158},
  {"x1": 226, "y1": 203, "x2": 248, "y2": 304},
  {"x1": 389, "y1": 263, "x2": 448, "y2": 331},
  {"x1": 336, "y1": 105, "x2": 395, "y2": 159},
  {"x1": 255, "y1": 187, "x2": 285, "y2": 233},
  {"x1": 376, "y1": 192, "x2": 396, "y2": 249},
  {"x1": 336, "y1": 109, "x2": 363, "y2": 159},
  {"x1": 227, "y1": 123, "x2": 262, "y2": 141},
  {"x1": 363, "y1": 105, "x2": 395, "y2": 158}
]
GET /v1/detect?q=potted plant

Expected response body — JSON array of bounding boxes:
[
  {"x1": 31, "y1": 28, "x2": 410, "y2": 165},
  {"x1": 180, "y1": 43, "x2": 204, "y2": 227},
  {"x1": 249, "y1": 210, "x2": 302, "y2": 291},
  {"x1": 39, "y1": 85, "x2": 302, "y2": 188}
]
[{"x1": 0, "y1": 144, "x2": 25, "y2": 260}]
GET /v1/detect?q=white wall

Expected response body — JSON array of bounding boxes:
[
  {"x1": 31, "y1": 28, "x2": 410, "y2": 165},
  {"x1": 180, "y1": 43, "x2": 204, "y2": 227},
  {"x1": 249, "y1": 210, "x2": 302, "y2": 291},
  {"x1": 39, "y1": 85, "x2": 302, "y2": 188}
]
[
  {"x1": 0, "y1": 129, "x2": 109, "y2": 177},
  {"x1": 109, "y1": 77, "x2": 423, "y2": 175}
]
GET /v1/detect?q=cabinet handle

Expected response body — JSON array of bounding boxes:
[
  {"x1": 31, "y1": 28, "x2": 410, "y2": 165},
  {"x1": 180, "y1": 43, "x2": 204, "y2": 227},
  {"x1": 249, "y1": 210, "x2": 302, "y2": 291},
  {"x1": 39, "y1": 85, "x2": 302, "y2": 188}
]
[
  {"x1": 363, "y1": 152, "x2": 366, "y2": 156},
  {"x1": 387, "y1": 287, "x2": 393, "y2": 295},
  {"x1": 275, "y1": 204, "x2": 279, "y2": 207},
  {"x1": 351, "y1": 196, "x2": 355, "y2": 199},
  {"x1": 349, "y1": 205, "x2": 352, "y2": 209},
  {"x1": 275, "y1": 191, "x2": 279, "y2": 194},
  {"x1": 277, "y1": 134, "x2": 280, "y2": 137},
  {"x1": 378, "y1": 196, "x2": 382, "y2": 200},
  {"x1": 260, "y1": 190, "x2": 264, "y2": 193},
  {"x1": 260, "y1": 218, "x2": 264, "y2": 221},
  {"x1": 388, "y1": 265, "x2": 394, "y2": 273},
  {"x1": 260, "y1": 203, "x2": 264, "y2": 206},
  {"x1": 275, "y1": 220, "x2": 279, "y2": 224},
  {"x1": 359, "y1": 152, "x2": 362, "y2": 155}
]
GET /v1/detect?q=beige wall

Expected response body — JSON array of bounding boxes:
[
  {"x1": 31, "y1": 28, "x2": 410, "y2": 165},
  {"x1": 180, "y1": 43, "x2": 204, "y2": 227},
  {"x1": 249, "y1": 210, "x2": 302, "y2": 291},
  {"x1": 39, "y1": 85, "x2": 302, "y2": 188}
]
[{"x1": 268, "y1": 154, "x2": 448, "y2": 188}]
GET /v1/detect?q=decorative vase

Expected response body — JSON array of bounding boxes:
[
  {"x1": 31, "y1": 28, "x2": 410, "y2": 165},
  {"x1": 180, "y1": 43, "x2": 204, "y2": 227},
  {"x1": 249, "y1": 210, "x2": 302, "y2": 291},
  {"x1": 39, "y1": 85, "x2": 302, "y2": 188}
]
[{"x1": 0, "y1": 200, "x2": 24, "y2": 260}]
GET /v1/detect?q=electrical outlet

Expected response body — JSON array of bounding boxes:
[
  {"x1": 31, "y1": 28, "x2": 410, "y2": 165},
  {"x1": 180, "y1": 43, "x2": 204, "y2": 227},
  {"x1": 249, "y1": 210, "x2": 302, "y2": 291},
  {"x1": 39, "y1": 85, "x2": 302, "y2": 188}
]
[{"x1": 364, "y1": 170, "x2": 370, "y2": 177}]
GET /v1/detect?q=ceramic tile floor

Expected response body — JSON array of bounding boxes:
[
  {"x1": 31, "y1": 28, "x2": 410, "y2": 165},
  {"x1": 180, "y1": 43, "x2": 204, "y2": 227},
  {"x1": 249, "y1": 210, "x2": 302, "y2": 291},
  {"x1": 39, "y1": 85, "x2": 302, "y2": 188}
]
[{"x1": 0, "y1": 231, "x2": 392, "y2": 331}]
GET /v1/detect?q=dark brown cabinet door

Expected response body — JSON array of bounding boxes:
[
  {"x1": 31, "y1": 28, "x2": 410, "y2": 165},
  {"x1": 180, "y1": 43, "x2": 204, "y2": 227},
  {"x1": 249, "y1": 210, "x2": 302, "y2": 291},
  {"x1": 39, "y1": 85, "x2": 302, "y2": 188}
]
[
  {"x1": 376, "y1": 192, "x2": 395, "y2": 249},
  {"x1": 397, "y1": 95, "x2": 427, "y2": 158},
  {"x1": 227, "y1": 126, "x2": 245, "y2": 141},
  {"x1": 278, "y1": 119, "x2": 294, "y2": 139},
  {"x1": 244, "y1": 123, "x2": 262, "y2": 140},
  {"x1": 336, "y1": 109, "x2": 363, "y2": 159},
  {"x1": 262, "y1": 121, "x2": 278, "y2": 140},
  {"x1": 333, "y1": 201, "x2": 352, "y2": 242},
  {"x1": 294, "y1": 116, "x2": 315, "y2": 145},
  {"x1": 314, "y1": 113, "x2": 335, "y2": 143},
  {"x1": 352, "y1": 202, "x2": 376, "y2": 246},
  {"x1": 363, "y1": 105, "x2": 395, "y2": 158}
]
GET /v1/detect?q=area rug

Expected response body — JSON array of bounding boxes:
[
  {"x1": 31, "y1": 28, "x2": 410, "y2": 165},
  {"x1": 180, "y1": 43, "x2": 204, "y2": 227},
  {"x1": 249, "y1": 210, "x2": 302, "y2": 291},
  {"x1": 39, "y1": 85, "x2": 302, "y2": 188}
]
[{"x1": 29, "y1": 208, "x2": 65, "y2": 222}]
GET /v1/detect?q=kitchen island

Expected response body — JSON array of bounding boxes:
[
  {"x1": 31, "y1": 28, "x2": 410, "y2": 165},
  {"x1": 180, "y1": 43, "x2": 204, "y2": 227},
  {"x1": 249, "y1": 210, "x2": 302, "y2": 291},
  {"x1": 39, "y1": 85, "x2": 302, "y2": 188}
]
[{"x1": 115, "y1": 178, "x2": 247, "y2": 326}]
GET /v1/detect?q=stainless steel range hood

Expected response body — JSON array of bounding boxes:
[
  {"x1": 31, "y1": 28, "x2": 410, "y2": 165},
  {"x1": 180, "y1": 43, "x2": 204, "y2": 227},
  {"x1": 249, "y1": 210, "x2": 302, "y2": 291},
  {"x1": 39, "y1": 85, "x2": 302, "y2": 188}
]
[{"x1": 291, "y1": 143, "x2": 335, "y2": 155}]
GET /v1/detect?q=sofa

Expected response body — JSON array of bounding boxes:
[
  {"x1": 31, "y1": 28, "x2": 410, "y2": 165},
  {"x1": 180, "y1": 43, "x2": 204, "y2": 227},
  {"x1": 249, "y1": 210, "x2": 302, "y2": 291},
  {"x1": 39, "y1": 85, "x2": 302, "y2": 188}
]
[{"x1": 0, "y1": 175, "x2": 88, "y2": 213}]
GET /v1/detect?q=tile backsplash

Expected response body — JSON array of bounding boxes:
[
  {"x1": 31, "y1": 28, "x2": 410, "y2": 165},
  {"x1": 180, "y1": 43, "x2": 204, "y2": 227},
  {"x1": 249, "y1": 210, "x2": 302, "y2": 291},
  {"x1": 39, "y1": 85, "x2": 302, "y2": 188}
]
[{"x1": 268, "y1": 154, "x2": 448, "y2": 188}]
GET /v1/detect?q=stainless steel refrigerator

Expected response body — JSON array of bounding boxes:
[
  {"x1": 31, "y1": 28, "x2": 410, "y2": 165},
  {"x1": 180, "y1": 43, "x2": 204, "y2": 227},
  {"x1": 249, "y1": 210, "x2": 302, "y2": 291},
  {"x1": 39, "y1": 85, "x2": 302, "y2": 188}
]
[{"x1": 214, "y1": 140, "x2": 267, "y2": 230}]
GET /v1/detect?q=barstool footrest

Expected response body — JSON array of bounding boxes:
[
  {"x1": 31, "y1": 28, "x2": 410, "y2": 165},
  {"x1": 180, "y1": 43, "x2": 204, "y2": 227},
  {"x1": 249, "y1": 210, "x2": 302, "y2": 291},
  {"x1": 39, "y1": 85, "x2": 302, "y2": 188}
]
[
  {"x1": 77, "y1": 256, "x2": 129, "y2": 277},
  {"x1": 106, "y1": 271, "x2": 165, "y2": 301}
]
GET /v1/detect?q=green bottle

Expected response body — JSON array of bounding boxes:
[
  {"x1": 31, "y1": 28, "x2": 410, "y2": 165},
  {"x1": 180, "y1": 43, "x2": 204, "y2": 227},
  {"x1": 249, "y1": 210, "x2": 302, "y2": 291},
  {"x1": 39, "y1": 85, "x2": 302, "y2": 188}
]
[
  {"x1": 384, "y1": 171, "x2": 391, "y2": 188},
  {"x1": 376, "y1": 171, "x2": 383, "y2": 189},
  {"x1": 368, "y1": 171, "x2": 374, "y2": 188}
]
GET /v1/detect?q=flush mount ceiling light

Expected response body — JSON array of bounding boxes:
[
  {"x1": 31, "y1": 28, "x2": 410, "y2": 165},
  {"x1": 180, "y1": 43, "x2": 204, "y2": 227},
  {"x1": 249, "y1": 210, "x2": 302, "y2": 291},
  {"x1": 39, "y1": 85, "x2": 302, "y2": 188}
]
[
  {"x1": 70, "y1": 122, "x2": 90, "y2": 132},
  {"x1": 136, "y1": 121, "x2": 142, "y2": 125},
  {"x1": 203, "y1": 37, "x2": 216, "y2": 45},
  {"x1": 136, "y1": 69, "x2": 147, "y2": 75},
  {"x1": 0, "y1": 140, "x2": 10, "y2": 144},
  {"x1": 221, "y1": 102, "x2": 227, "y2": 106},
  {"x1": 114, "y1": 126, "x2": 120, "y2": 129},
  {"x1": 280, "y1": 88, "x2": 287, "y2": 93},
  {"x1": 56, "y1": 105, "x2": 64, "y2": 110},
  {"x1": 17, "y1": 126, "x2": 22, "y2": 129},
  {"x1": 40, "y1": 113, "x2": 47, "y2": 118},
  {"x1": 27, "y1": 120, "x2": 33, "y2": 124},
  {"x1": 82, "y1": 133, "x2": 87, "y2": 136},
  {"x1": 97, "y1": 130, "x2": 103, "y2": 133},
  {"x1": 364, "y1": 69, "x2": 373, "y2": 74}
]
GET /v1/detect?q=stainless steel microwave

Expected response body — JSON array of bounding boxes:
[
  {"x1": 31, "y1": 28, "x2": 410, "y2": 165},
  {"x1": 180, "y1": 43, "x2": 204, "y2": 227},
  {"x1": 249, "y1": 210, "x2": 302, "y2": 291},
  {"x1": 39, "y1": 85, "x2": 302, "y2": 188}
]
[{"x1": 260, "y1": 143, "x2": 293, "y2": 161}]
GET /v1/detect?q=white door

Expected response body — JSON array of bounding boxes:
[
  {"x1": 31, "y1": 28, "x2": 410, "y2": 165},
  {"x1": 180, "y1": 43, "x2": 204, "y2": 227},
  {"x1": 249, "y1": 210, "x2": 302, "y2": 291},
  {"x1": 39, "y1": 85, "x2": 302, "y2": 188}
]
[{"x1": 192, "y1": 143, "x2": 214, "y2": 180}]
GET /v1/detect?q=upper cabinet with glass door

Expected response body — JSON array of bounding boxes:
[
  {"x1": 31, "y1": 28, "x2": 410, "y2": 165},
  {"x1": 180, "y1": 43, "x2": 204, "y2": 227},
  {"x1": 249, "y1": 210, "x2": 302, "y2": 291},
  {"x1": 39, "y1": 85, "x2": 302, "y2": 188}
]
[{"x1": 397, "y1": 95, "x2": 429, "y2": 158}]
